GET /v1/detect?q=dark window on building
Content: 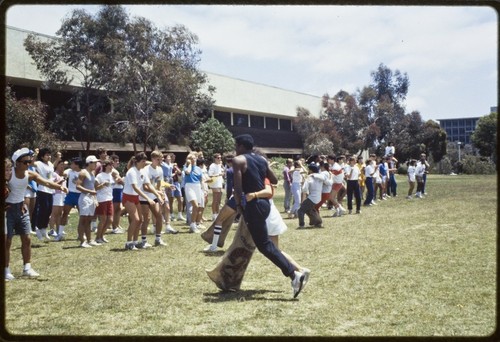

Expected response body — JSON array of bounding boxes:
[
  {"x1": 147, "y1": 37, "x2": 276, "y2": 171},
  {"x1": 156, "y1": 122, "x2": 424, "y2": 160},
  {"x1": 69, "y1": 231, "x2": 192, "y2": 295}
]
[
  {"x1": 10, "y1": 85, "x2": 37, "y2": 100},
  {"x1": 250, "y1": 115, "x2": 264, "y2": 128},
  {"x1": 234, "y1": 113, "x2": 248, "y2": 127},
  {"x1": 280, "y1": 119, "x2": 292, "y2": 131},
  {"x1": 266, "y1": 117, "x2": 278, "y2": 130},
  {"x1": 214, "y1": 110, "x2": 231, "y2": 127}
]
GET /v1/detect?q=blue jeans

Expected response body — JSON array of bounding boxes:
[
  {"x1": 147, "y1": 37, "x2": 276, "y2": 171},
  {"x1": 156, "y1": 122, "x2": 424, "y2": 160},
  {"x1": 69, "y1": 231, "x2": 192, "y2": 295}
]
[
  {"x1": 389, "y1": 174, "x2": 397, "y2": 196},
  {"x1": 243, "y1": 199, "x2": 294, "y2": 277},
  {"x1": 364, "y1": 177, "x2": 374, "y2": 205},
  {"x1": 283, "y1": 181, "x2": 291, "y2": 212}
]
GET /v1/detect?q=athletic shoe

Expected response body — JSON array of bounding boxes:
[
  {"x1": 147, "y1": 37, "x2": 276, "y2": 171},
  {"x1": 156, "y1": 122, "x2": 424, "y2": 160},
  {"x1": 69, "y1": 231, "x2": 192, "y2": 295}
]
[
  {"x1": 406, "y1": 195, "x2": 412, "y2": 199},
  {"x1": 5, "y1": 271, "x2": 15, "y2": 281},
  {"x1": 125, "y1": 243, "x2": 138, "y2": 251},
  {"x1": 95, "y1": 238, "x2": 108, "y2": 244},
  {"x1": 80, "y1": 241, "x2": 92, "y2": 248},
  {"x1": 48, "y1": 229, "x2": 58, "y2": 237},
  {"x1": 89, "y1": 240, "x2": 102, "y2": 247},
  {"x1": 22, "y1": 268, "x2": 40, "y2": 278},
  {"x1": 189, "y1": 224, "x2": 200, "y2": 234},
  {"x1": 154, "y1": 239, "x2": 167, "y2": 247},
  {"x1": 177, "y1": 213, "x2": 185, "y2": 221},
  {"x1": 35, "y1": 229, "x2": 43, "y2": 241},
  {"x1": 197, "y1": 224, "x2": 206, "y2": 230},
  {"x1": 111, "y1": 227, "x2": 125, "y2": 234},
  {"x1": 355, "y1": 210, "x2": 361, "y2": 214},
  {"x1": 54, "y1": 234, "x2": 64, "y2": 242},
  {"x1": 301, "y1": 268, "x2": 311, "y2": 287},
  {"x1": 164, "y1": 225, "x2": 178, "y2": 234},
  {"x1": 204, "y1": 245, "x2": 218, "y2": 252},
  {"x1": 137, "y1": 241, "x2": 152, "y2": 249},
  {"x1": 291, "y1": 271, "x2": 306, "y2": 298}
]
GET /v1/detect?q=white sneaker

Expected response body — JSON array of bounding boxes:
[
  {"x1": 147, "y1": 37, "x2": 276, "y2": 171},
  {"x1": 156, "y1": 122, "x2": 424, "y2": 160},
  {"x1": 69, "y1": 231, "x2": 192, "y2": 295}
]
[
  {"x1": 177, "y1": 213, "x2": 185, "y2": 221},
  {"x1": 95, "y1": 238, "x2": 108, "y2": 244},
  {"x1": 138, "y1": 241, "x2": 152, "y2": 249},
  {"x1": 203, "y1": 245, "x2": 218, "y2": 252},
  {"x1": 88, "y1": 240, "x2": 102, "y2": 246},
  {"x1": 5, "y1": 271, "x2": 15, "y2": 281},
  {"x1": 125, "y1": 243, "x2": 138, "y2": 251},
  {"x1": 291, "y1": 271, "x2": 306, "y2": 298},
  {"x1": 80, "y1": 241, "x2": 92, "y2": 248},
  {"x1": 155, "y1": 239, "x2": 167, "y2": 247},
  {"x1": 54, "y1": 234, "x2": 64, "y2": 242},
  {"x1": 22, "y1": 268, "x2": 40, "y2": 278},
  {"x1": 301, "y1": 268, "x2": 311, "y2": 288},
  {"x1": 48, "y1": 229, "x2": 58, "y2": 237},
  {"x1": 165, "y1": 225, "x2": 178, "y2": 234},
  {"x1": 196, "y1": 224, "x2": 206, "y2": 230},
  {"x1": 111, "y1": 227, "x2": 125, "y2": 234},
  {"x1": 189, "y1": 223, "x2": 200, "y2": 234},
  {"x1": 35, "y1": 228, "x2": 43, "y2": 241}
]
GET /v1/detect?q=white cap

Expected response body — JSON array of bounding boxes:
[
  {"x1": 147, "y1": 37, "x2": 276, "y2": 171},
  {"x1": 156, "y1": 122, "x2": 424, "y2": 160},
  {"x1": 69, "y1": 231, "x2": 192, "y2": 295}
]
[
  {"x1": 12, "y1": 148, "x2": 33, "y2": 162},
  {"x1": 85, "y1": 155, "x2": 99, "y2": 164}
]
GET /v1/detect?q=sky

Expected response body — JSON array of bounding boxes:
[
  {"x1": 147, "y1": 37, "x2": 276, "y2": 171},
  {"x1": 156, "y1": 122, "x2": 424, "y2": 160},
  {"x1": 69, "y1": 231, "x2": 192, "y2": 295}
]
[{"x1": 4, "y1": 4, "x2": 498, "y2": 121}]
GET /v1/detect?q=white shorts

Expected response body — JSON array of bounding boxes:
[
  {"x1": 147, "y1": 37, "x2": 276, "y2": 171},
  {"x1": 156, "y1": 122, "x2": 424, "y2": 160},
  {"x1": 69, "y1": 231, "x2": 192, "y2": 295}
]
[
  {"x1": 53, "y1": 193, "x2": 66, "y2": 207},
  {"x1": 185, "y1": 182, "x2": 202, "y2": 205},
  {"x1": 266, "y1": 200, "x2": 287, "y2": 236},
  {"x1": 25, "y1": 188, "x2": 36, "y2": 199},
  {"x1": 78, "y1": 193, "x2": 97, "y2": 216}
]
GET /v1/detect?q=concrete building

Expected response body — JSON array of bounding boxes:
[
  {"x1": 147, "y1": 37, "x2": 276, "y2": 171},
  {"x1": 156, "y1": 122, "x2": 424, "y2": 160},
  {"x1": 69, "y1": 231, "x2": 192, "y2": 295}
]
[{"x1": 5, "y1": 25, "x2": 324, "y2": 157}]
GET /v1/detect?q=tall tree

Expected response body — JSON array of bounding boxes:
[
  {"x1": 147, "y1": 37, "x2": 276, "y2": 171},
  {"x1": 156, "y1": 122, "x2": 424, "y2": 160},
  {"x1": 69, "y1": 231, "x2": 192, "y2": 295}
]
[
  {"x1": 23, "y1": 5, "x2": 214, "y2": 153},
  {"x1": 471, "y1": 112, "x2": 497, "y2": 163}
]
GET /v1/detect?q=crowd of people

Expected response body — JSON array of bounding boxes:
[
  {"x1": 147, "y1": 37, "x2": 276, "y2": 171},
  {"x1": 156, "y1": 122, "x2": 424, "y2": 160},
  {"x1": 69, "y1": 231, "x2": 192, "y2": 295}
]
[{"x1": 4, "y1": 141, "x2": 430, "y2": 294}]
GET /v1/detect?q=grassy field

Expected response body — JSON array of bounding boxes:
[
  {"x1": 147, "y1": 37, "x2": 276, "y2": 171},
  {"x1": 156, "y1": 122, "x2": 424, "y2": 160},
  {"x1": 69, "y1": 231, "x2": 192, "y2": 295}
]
[{"x1": 2, "y1": 174, "x2": 497, "y2": 338}]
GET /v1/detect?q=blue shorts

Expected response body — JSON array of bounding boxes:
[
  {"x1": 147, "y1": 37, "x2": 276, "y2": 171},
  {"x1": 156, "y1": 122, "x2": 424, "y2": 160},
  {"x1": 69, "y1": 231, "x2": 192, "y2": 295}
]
[
  {"x1": 6, "y1": 202, "x2": 31, "y2": 238},
  {"x1": 64, "y1": 192, "x2": 81, "y2": 207},
  {"x1": 113, "y1": 188, "x2": 123, "y2": 203}
]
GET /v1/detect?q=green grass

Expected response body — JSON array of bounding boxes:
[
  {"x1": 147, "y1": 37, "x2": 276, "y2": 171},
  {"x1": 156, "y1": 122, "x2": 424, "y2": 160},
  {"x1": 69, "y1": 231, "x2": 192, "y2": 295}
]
[{"x1": 3, "y1": 174, "x2": 497, "y2": 337}]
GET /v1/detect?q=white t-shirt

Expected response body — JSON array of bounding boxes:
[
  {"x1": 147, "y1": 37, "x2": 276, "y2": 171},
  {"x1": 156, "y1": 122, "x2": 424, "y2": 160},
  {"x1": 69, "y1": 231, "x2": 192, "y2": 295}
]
[
  {"x1": 142, "y1": 164, "x2": 163, "y2": 200},
  {"x1": 407, "y1": 165, "x2": 416, "y2": 182},
  {"x1": 208, "y1": 163, "x2": 224, "y2": 189},
  {"x1": 95, "y1": 172, "x2": 114, "y2": 202},
  {"x1": 365, "y1": 163, "x2": 375, "y2": 178},
  {"x1": 292, "y1": 170, "x2": 303, "y2": 184},
  {"x1": 34, "y1": 160, "x2": 55, "y2": 194},
  {"x1": 346, "y1": 165, "x2": 360, "y2": 181},
  {"x1": 416, "y1": 162, "x2": 426, "y2": 177},
  {"x1": 331, "y1": 163, "x2": 344, "y2": 184},
  {"x1": 301, "y1": 174, "x2": 323, "y2": 204},
  {"x1": 123, "y1": 166, "x2": 145, "y2": 196},
  {"x1": 66, "y1": 169, "x2": 81, "y2": 193}
]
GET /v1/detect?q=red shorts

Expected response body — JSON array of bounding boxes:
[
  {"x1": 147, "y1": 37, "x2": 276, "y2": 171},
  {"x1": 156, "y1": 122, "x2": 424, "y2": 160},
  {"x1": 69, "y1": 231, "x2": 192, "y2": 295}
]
[
  {"x1": 122, "y1": 193, "x2": 139, "y2": 205},
  {"x1": 95, "y1": 200, "x2": 113, "y2": 216}
]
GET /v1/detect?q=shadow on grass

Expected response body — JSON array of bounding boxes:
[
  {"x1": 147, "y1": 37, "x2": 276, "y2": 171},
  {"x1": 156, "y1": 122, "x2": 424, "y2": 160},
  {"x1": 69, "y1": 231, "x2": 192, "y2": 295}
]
[
  {"x1": 203, "y1": 289, "x2": 294, "y2": 303},
  {"x1": 200, "y1": 251, "x2": 225, "y2": 257}
]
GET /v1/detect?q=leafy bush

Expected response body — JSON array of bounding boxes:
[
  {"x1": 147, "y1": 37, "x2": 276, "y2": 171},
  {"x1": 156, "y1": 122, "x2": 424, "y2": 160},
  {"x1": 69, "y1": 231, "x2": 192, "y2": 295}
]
[
  {"x1": 461, "y1": 155, "x2": 496, "y2": 174},
  {"x1": 437, "y1": 156, "x2": 453, "y2": 174}
]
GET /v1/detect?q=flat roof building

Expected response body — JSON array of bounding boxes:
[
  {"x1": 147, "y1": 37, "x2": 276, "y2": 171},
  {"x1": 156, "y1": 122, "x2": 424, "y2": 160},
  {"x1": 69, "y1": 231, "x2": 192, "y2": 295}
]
[{"x1": 5, "y1": 26, "x2": 324, "y2": 157}]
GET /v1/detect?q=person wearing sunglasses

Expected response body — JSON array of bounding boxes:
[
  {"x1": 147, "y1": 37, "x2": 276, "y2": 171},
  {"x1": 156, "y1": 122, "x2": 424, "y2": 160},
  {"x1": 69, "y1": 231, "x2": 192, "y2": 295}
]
[{"x1": 5, "y1": 148, "x2": 68, "y2": 281}]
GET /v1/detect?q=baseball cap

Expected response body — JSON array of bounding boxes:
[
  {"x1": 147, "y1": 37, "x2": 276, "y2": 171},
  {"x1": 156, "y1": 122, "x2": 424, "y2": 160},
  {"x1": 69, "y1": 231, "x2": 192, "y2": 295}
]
[
  {"x1": 12, "y1": 148, "x2": 33, "y2": 162},
  {"x1": 85, "y1": 155, "x2": 99, "y2": 164}
]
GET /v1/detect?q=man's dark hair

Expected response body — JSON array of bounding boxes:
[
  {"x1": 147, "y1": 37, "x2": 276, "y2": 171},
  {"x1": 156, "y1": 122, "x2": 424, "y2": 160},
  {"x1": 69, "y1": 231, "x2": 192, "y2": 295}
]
[
  {"x1": 37, "y1": 147, "x2": 51, "y2": 161},
  {"x1": 235, "y1": 134, "x2": 254, "y2": 150}
]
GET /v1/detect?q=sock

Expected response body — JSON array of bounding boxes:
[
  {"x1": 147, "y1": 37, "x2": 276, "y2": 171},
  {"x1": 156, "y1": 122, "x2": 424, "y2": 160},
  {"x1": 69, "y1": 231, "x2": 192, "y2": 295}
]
[
  {"x1": 141, "y1": 235, "x2": 147, "y2": 242},
  {"x1": 41, "y1": 228, "x2": 47, "y2": 235},
  {"x1": 58, "y1": 225, "x2": 64, "y2": 235},
  {"x1": 5, "y1": 267, "x2": 11, "y2": 275},
  {"x1": 211, "y1": 225, "x2": 222, "y2": 248},
  {"x1": 23, "y1": 263, "x2": 31, "y2": 271},
  {"x1": 155, "y1": 234, "x2": 161, "y2": 241}
]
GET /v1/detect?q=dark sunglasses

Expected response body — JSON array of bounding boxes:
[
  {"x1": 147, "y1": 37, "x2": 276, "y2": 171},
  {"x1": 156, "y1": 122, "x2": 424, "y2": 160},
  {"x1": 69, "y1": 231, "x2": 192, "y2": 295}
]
[{"x1": 18, "y1": 160, "x2": 31, "y2": 165}]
